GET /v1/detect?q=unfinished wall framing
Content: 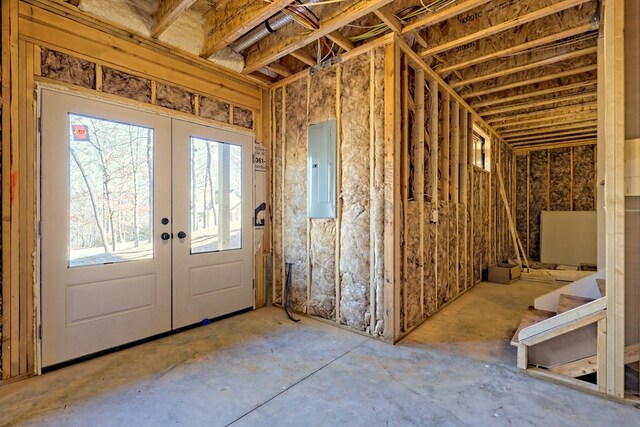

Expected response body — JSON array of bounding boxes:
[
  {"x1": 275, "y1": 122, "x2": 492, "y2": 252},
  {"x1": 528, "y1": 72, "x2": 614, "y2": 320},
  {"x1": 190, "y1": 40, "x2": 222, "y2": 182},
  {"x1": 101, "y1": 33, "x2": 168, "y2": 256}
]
[
  {"x1": 515, "y1": 142, "x2": 597, "y2": 262},
  {"x1": 271, "y1": 36, "x2": 515, "y2": 342},
  {"x1": 0, "y1": 0, "x2": 268, "y2": 380}
]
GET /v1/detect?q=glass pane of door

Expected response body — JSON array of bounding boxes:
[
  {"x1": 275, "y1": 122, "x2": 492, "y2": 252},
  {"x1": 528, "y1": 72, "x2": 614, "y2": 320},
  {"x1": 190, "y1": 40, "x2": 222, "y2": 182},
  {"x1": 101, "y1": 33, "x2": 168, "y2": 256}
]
[
  {"x1": 68, "y1": 114, "x2": 154, "y2": 267},
  {"x1": 189, "y1": 137, "x2": 242, "y2": 254}
]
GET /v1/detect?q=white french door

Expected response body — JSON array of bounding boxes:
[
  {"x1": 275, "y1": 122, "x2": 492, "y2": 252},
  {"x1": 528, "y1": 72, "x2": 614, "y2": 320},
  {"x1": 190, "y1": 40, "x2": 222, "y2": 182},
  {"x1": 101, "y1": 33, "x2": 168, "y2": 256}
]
[
  {"x1": 40, "y1": 89, "x2": 253, "y2": 367},
  {"x1": 172, "y1": 120, "x2": 254, "y2": 328}
]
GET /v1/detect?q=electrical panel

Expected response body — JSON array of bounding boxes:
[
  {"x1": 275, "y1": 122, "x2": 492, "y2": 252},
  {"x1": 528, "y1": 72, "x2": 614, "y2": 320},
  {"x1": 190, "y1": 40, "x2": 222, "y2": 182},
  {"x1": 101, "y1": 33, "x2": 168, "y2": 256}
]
[{"x1": 307, "y1": 120, "x2": 336, "y2": 219}]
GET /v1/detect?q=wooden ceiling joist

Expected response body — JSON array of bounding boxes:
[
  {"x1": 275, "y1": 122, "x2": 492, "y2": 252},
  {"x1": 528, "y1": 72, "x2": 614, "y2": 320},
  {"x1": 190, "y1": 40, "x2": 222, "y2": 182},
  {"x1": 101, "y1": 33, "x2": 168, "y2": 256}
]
[
  {"x1": 451, "y1": 46, "x2": 598, "y2": 89},
  {"x1": 506, "y1": 127, "x2": 598, "y2": 143},
  {"x1": 265, "y1": 62, "x2": 293, "y2": 78},
  {"x1": 419, "y1": 0, "x2": 592, "y2": 58},
  {"x1": 327, "y1": 31, "x2": 356, "y2": 51},
  {"x1": 513, "y1": 139, "x2": 596, "y2": 151},
  {"x1": 497, "y1": 115, "x2": 598, "y2": 131},
  {"x1": 290, "y1": 50, "x2": 317, "y2": 67},
  {"x1": 201, "y1": 0, "x2": 296, "y2": 58},
  {"x1": 151, "y1": 0, "x2": 198, "y2": 38},
  {"x1": 403, "y1": 0, "x2": 493, "y2": 34},
  {"x1": 501, "y1": 120, "x2": 598, "y2": 138},
  {"x1": 511, "y1": 133, "x2": 598, "y2": 146},
  {"x1": 243, "y1": 0, "x2": 394, "y2": 74},
  {"x1": 472, "y1": 81, "x2": 597, "y2": 108},
  {"x1": 480, "y1": 92, "x2": 597, "y2": 116},
  {"x1": 374, "y1": 5, "x2": 403, "y2": 34},
  {"x1": 436, "y1": 23, "x2": 596, "y2": 74},
  {"x1": 493, "y1": 112, "x2": 598, "y2": 129},
  {"x1": 487, "y1": 101, "x2": 598, "y2": 124},
  {"x1": 463, "y1": 64, "x2": 598, "y2": 99}
]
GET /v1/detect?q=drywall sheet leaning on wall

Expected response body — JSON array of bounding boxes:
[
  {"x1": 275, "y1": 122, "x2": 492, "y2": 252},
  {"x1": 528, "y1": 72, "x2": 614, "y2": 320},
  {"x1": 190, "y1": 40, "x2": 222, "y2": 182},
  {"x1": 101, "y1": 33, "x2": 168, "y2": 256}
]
[{"x1": 540, "y1": 211, "x2": 597, "y2": 265}]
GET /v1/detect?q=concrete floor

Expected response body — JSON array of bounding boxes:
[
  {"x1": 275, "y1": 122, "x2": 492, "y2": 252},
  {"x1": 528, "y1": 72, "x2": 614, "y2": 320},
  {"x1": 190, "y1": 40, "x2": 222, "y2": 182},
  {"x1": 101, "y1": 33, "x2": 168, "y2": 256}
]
[{"x1": 1, "y1": 280, "x2": 638, "y2": 426}]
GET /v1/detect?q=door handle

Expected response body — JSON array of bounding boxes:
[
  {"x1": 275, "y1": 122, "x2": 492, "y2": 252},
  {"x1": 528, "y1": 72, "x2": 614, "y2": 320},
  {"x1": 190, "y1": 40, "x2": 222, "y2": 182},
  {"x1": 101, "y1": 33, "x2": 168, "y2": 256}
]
[
  {"x1": 177, "y1": 231, "x2": 187, "y2": 239},
  {"x1": 161, "y1": 232, "x2": 171, "y2": 241}
]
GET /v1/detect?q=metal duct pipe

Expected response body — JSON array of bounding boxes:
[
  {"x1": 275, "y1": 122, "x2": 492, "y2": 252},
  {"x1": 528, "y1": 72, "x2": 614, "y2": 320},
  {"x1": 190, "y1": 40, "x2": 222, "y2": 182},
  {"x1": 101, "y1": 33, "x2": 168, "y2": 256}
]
[{"x1": 230, "y1": 0, "x2": 322, "y2": 53}]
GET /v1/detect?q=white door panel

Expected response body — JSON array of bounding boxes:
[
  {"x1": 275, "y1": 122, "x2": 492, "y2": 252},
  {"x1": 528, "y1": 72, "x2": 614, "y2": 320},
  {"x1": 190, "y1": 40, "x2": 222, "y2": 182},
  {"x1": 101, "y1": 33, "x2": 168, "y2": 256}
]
[
  {"x1": 41, "y1": 90, "x2": 172, "y2": 367},
  {"x1": 172, "y1": 120, "x2": 254, "y2": 328}
]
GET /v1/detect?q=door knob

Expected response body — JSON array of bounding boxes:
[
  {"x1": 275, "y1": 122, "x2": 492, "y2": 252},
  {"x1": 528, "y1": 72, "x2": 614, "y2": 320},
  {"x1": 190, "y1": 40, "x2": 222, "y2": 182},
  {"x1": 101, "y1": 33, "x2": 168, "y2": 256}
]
[
  {"x1": 177, "y1": 231, "x2": 187, "y2": 239},
  {"x1": 161, "y1": 232, "x2": 171, "y2": 241}
]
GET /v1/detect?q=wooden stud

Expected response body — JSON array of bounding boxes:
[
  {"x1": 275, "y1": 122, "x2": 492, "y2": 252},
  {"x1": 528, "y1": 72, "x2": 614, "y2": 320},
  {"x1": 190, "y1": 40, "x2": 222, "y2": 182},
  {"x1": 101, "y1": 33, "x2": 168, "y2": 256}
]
[
  {"x1": 335, "y1": 65, "x2": 343, "y2": 323},
  {"x1": 603, "y1": 0, "x2": 626, "y2": 398},
  {"x1": 369, "y1": 50, "x2": 376, "y2": 333},
  {"x1": 401, "y1": 55, "x2": 409, "y2": 333},
  {"x1": 419, "y1": 0, "x2": 592, "y2": 57},
  {"x1": 451, "y1": 101, "x2": 460, "y2": 204},
  {"x1": 415, "y1": 68, "x2": 425, "y2": 319},
  {"x1": 429, "y1": 79, "x2": 439, "y2": 205},
  {"x1": 306, "y1": 75, "x2": 312, "y2": 315},
  {"x1": 280, "y1": 88, "x2": 287, "y2": 307},
  {"x1": 597, "y1": 318, "x2": 607, "y2": 393},
  {"x1": 526, "y1": 153, "x2": 530, "y2": 260},
  {"x1": 442, "y1": 92, "x2": 450, "y2": 202},
  {"x1": 383, "y1": 42, "x2": 401, "y2": 341}
]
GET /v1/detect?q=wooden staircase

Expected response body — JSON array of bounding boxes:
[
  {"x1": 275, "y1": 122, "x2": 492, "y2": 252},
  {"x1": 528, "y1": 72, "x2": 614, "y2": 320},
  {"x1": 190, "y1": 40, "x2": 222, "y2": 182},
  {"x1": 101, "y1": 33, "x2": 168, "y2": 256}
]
[
  {"x1": 513, "y1": 273, "x2": 640, "y2": 394},
  {"x1": 512, "y1": 274, "x2": 608, "y2": 392}
]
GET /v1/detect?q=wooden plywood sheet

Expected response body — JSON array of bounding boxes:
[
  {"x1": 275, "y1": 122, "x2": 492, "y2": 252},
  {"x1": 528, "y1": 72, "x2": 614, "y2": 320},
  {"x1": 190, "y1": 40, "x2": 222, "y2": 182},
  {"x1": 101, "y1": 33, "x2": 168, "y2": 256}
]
[{"x1": 540, "y1": 211, "x2": 597, "y2": 265}]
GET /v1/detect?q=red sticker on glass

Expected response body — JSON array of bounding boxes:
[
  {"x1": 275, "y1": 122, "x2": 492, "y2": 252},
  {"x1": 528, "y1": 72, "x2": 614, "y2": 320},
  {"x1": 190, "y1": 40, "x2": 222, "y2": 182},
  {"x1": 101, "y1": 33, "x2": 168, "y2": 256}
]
[{"x1": 72, "y1": 125, "x2": 89, "y2": 141}]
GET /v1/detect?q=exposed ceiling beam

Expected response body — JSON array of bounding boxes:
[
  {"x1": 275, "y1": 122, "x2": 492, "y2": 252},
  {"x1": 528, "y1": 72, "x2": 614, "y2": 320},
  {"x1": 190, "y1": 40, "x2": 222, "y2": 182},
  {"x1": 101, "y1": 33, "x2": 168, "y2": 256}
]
[
  {"x1": 506, "y1": 127, "x2": 598, "y2": 143},
  {"x1": 403, "y1": 0, "x2": 493, "y2": 33},
  {"x1": 419, "y1": 0, "x2": 592, "y2": 57},
  {"x1": 265, "y1": 62, "x2": 293, "y2": 78},
  {"x1": 451, "y1": 46, "x2": 598, "y2": 89},
  {"x1": 497, "y1": 115, "x2": 598, "y2": 131},
  {"x1": 374, "y1": 5, "x2": 403, "y2": 33},
  {"x1": 290, "y1": 50, "x2": 317, "y2": 67},
  {"x1": 151, "y1": 0, "x2": 198, "y2": 38},
  {"x1": 472, "y1": 81, "x2": 597, "y2": 108},
  {"x1": 201, "y1": 0, "x2": 296, "y2": 58},
  {"x1": 512, "y1": 139, "x2": 596, "y2": 150},
  {"x1": 249, "y1": 71, "x2": 276, "y2": 85},
  {"x1": 501, "y1": 120, "x2": 598, "y2": 138},
  {"x1": 327, "y1": 31, "x2": 355, "y2": 51},
  {"x1": 463, "y1": 64, "x2": 597, "y2": 99},
  {"x1": 243, "y1": 0, "x2": 395, "y2": 74},
  {"x1": 480, "y1": 92, "x2": 597, "y2": 116},
  {"x1": 493, "y1": 112, "x2": 598, "y2": 129},
  {"x1": 436, "y1": 23, "x2": 596, "y2": 74},
  {"x1": 510, "y1": 132, "x2": 598, "y2": 145},
  {"x1": 487, "y1": 102, "x2": 598, "y2": 124}
]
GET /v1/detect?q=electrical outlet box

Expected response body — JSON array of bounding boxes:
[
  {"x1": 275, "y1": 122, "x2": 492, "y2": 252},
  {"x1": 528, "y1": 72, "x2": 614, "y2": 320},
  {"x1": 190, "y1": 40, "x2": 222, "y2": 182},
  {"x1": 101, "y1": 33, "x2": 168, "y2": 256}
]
[{"x1": 308, "y1": 120, "x2": 336, "y2": 219}]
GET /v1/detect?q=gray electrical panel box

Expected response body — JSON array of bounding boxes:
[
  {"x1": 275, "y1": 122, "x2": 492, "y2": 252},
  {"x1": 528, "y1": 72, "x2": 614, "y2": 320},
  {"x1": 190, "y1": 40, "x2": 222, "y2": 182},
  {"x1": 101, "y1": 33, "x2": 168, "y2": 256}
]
[{"x1": 308, "y1": 120, "x2": 337, "y2": 218}]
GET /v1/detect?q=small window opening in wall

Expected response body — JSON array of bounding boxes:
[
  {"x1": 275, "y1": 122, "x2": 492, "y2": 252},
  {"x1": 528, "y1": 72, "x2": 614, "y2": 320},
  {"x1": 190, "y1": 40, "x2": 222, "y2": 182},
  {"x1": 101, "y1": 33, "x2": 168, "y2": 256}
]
[{"x1": 472, "y1": 126, "x2": 491, "y2": 171}]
